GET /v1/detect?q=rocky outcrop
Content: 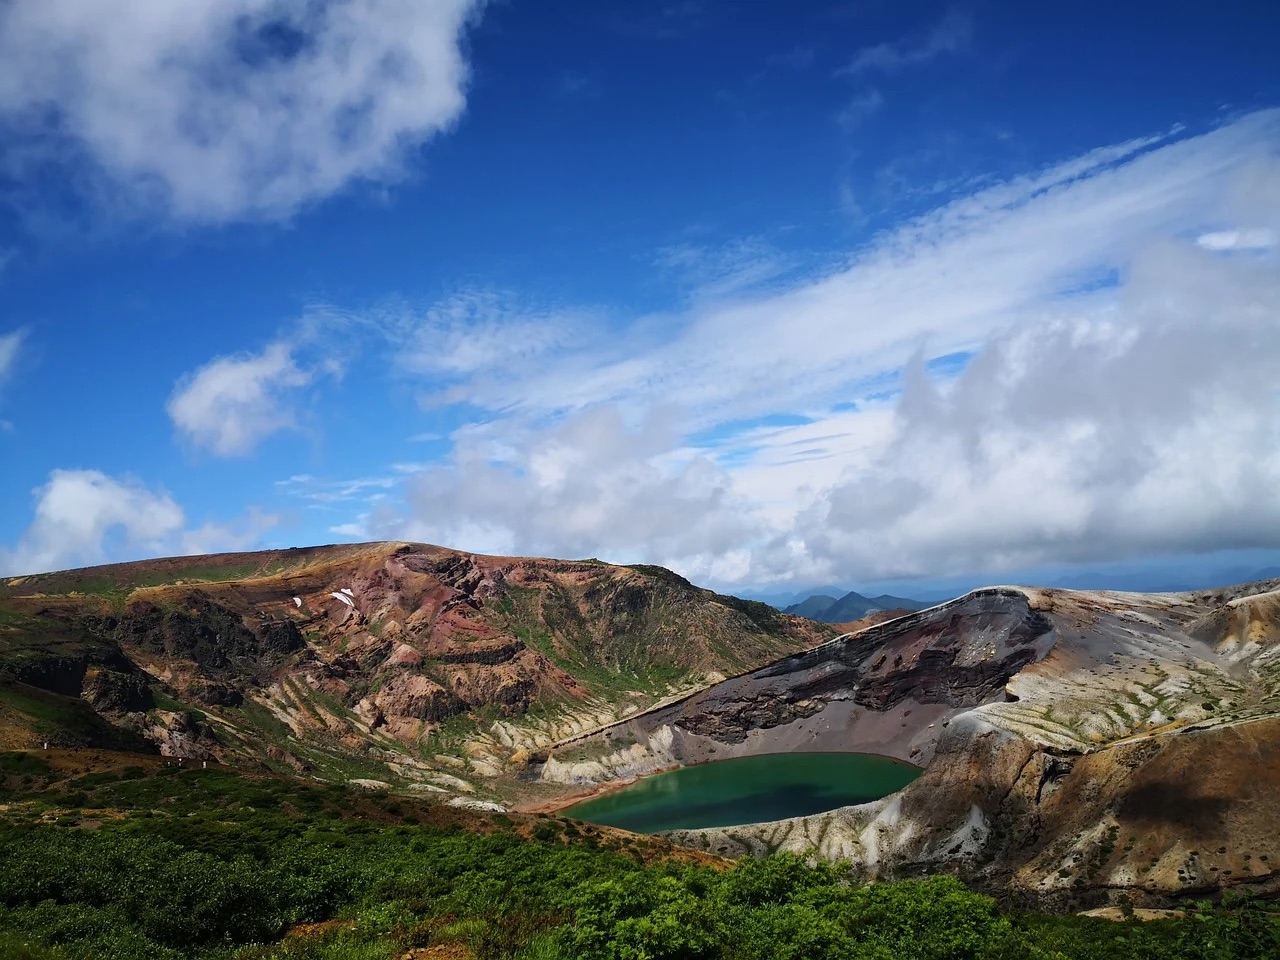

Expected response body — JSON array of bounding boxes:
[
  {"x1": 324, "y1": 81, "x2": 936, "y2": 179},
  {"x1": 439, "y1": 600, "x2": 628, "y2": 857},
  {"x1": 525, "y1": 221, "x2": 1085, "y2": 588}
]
[
  {"x1": 91, "y1": 595, "x2": 305, "y2": 676},
  {"x1": 82, "y1": 667, "x2": 153, "y2": 713}
]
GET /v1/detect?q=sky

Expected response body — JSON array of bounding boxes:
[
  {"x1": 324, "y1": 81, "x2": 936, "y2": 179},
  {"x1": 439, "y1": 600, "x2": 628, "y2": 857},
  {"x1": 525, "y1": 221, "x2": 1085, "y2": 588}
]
[{"x1": 1, "y1": 0, "x2": 1279, "y2": 597}]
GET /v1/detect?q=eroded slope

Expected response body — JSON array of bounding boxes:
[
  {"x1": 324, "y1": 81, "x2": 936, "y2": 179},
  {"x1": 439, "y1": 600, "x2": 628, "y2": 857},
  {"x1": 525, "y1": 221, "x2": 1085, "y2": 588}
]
[
  {"x1": 533, "y1": 580, "x2": 1280, "y2": 908},
  {"x1": 0, "y1": 543, "x2": 833, "y2": 801}
]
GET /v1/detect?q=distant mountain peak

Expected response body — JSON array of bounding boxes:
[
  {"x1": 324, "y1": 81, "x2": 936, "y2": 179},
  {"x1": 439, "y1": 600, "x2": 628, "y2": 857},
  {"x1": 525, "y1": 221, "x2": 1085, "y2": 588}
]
[{"x1": 786, "y1": 588, "x2": 929, "y2": 623}]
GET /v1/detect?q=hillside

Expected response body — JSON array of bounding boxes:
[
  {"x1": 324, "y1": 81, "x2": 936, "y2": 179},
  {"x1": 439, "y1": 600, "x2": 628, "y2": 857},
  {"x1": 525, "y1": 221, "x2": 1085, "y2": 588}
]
[
  {"x1": 781, "y1": 594, "x2": 839, "y2": 618},
  {"x1": 8, "y1": 545, "x2": 1280, "y2": 913},
  {"x1": 0, "y1": 543, "x2": 833, "y2": 803},
  {"x1": 533, "y1": 580, "x2": 1280, "y2": 910}
]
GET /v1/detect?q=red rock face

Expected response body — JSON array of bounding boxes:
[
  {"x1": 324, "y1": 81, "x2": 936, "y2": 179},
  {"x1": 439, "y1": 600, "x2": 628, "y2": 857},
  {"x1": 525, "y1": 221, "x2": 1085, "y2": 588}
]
[{"x1": 0, "y1": 542, "x2": 834, "y2": 759}]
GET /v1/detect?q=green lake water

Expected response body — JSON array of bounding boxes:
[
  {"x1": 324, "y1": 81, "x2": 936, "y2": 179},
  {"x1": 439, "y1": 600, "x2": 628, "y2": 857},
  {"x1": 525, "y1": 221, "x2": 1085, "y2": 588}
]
[{"x1": 562, "y1": 752, "x2": 922, "y2": 834}]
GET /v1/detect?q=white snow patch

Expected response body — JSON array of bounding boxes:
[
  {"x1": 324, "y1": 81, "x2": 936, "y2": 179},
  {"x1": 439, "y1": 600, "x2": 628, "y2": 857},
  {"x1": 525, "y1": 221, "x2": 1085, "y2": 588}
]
[
  {"x1": 293, "y1": 597, "x2": 302, "y2": 608},
  {"x1": 330, "y1": 592, "x2": 354, "y2": 607},
  {"x1": 341, "y1": 587, "x2": 355, "y2": 596}
]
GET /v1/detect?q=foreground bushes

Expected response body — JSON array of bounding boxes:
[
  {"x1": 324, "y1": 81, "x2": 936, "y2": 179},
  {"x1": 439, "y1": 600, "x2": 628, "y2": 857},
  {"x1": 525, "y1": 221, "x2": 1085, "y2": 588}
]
[{"x1": 0, "y1": 767, "x2": 1276, "y2": 959}]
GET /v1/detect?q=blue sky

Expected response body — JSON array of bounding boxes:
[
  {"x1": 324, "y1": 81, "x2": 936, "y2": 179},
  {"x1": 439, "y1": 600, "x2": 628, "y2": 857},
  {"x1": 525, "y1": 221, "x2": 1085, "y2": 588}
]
[{"x1": 1, "y1": 0, "x2": 1278, "y2": 595}]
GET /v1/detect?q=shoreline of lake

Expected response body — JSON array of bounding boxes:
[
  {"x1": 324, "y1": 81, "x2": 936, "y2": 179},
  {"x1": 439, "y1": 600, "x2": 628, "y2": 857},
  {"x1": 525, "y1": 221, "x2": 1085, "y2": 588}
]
[{"x1": 552, "y1": 751, "x2": 923, "y2": 834}]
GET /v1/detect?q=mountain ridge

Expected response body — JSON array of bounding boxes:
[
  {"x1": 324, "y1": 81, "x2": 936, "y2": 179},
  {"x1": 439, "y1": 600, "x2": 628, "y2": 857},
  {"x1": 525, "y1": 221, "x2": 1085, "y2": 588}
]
[
  {"x1": 5, "y1": 543, "x2": 1280, "y2": 911},
  {"x1": 784, "y1": 588, "x2": 929, "y2": 623},
  {"x1": 0, "y1": 542, "x2": 833, "y2": 800}
]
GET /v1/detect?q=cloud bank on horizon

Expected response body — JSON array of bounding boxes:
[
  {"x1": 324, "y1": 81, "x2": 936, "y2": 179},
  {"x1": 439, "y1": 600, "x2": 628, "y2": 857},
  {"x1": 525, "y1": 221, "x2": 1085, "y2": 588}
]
[{"x1": 0, "y1": 2, "x2": 1277, "y2": 591}]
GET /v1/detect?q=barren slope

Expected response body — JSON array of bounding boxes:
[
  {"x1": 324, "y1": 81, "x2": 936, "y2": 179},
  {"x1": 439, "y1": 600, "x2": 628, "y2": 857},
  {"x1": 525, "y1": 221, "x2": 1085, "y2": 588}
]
[{"x1": 530, "y1": 580, "x2": 1280, "y2": 909}]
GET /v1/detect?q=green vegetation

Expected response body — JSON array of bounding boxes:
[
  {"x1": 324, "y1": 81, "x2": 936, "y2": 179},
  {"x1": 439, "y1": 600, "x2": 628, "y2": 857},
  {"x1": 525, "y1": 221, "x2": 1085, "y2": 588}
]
[
  {"x1": 497, "y1": 583, "x2": 692, "y2": 697},
  {"x1": 0, "y1": 753, "x2": 1277, "y2": 960}
]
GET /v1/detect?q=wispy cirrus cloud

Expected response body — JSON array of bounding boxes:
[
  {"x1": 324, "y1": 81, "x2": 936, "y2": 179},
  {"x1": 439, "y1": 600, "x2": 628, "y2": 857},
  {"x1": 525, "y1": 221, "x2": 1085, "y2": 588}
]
[
  {"x1": 0, "y1": 328, "x2": 23, "y2": 386},
  {"x1": 653, "y1": 237, "x2": 799, "y2": 301},
  {"x1": 0, "y1": 0, "x2": 482, "y2": 224},
  {"x1": 838, "y1": 9, "x2": 973, "y2": 77},
  {"x1": 0, "y1": 328, "x2": 26, "y2": 431},
  {"x1": 276, "y1": 473, "x2": 402, "y2": 507},
  {"x1": 833, "y1": 9, "x2": 971, "y2": 131},
  {"x1": 355, "y1": 110, "x2": 1280, "y2": 587},
  {"x1": 1196, "y1": 228, "x2": 1276, "y2": 251},
  {"x1": 407, "y1": 115, "x2": 1259, "y2": 426}
]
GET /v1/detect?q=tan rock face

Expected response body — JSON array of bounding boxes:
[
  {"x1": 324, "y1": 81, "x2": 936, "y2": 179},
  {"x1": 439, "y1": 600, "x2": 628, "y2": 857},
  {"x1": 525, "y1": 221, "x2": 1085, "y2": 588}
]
[{"x1": 374, "y1": 674, "x2": 462, "y2": 722}]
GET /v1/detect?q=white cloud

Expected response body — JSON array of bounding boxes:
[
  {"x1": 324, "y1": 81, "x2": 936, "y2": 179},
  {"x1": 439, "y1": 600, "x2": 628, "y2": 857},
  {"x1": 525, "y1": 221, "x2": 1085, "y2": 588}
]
[
  {"x1": 407, "y1": 113, "x2": 1278, "y2": 429},
  {"x1": 0, "y1": 328, "x2": 26, "y2": 431},
  {"x1": 1196, "y1": 228, "x2": 1276, "y2": 251},
  {"x1": 800, "y1": 244, "x2": 1280, "y2": 580},
  {"x1": 653, "y1": 237, "x2": 798, "y2": 300},
  {"x1": 0, "y1": 328, "x2": 23, "y2": 386},
  {"x1": 181, "y1": 508, "x2": 281, "y2": 557},
  {"x1": 167, "y1": 341, "x2": 312, "y2": 456},
  {"x1": 838, "y1": 10, "x2": 972, "y2": 76},
  {"x1": 363, "y1": 111, "x2": 1280, "y2": 587},
  {"x1": 276, "y1": 472, "x2": 400, "y2": 506},
  {"x1": 0, "y1": 0, "x2": 481, "y2": 222},
  {"x1": 389, "y1": 407, "x2": 757, "y2": 573},
  {"x1": 836, "y1": 88, "x2": 885, "y2": 131},
  {"x1": 1, "y1": 469, "x2": 183, "y2": 575},
  {"x1": 0, "y1": 470, "x2": 282, "y2": 576},
  {"x1": 395, "y1": 291, "x2": 587, "y2": 381}
]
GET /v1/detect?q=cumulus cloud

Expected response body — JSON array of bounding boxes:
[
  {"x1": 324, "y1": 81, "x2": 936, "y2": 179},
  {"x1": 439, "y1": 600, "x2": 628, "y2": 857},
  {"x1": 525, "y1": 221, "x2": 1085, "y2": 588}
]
[
  {"x1": 350, "y1": 407, "x2": 756, "y2": 583},
  {"x1": 0, "y1": 469, "x2": 281, "y2": 576},
  {"x1": 167, "y1": 342, "x2": 312, "y2": 456},
  {"x1": 802, "y1": 243, "x2": 1280, "y2": 579},
  {"x1": 360, "y1": 111, "x2": 1280, "y2": 587},
  {"x1": 0, "y1": 470, "x2": 184, "y2": 575},
  {"x1": 181, "y1": 508, "x2": 282, "y2": 557},
  {"x1": 0, "y1": 0, "x2": 481, "y2": 222}
]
